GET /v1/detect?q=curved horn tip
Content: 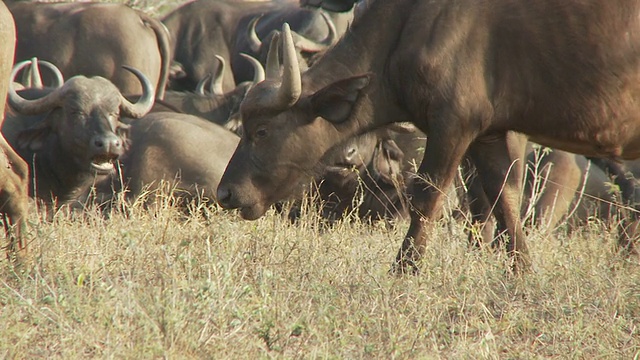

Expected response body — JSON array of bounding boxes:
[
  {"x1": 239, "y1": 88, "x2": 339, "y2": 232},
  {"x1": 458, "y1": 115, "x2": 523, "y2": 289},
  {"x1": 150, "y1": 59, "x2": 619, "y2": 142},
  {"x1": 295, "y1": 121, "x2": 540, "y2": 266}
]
[
  {"x1": 239, "y1": 53, "x2": 266, "y2": 84},
  {"x1": 33, "y1": 58, "x2": 65, "y2": 88},
  {"x1": 214, "y1": 55, "x2": 225, "y2": 64},
  {"x1": 247, "y1": 15, "x2": 264, "y2": 53},
  {"x1": 210, "y1": 55, "x2": 225, "y2": 95},
  {"x1": 276, "y1": 22, "x2": 302, "y2": 107},
  {"x1": 195, "y1": 73, "x2": 213, "y2": 95},
  {"x1": 265, "y1": 31, "x2": 282, "y2": 80},
  {"x1": 8, "y1": 59, "x2": 64, "y2": 115},
  {"x1": 120, "y1": 65, "x2": 155, "y2": 118},
  {"x1": 281, "y1": 22, "x2": 292, "y2": 34}
]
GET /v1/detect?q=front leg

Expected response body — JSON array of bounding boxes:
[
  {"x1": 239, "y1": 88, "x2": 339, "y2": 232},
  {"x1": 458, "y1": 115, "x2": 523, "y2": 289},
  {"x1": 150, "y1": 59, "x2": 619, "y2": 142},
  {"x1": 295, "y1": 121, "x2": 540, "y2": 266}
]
[{"x1": 392, "y1": 121, "x2": 477, "y2": 274}]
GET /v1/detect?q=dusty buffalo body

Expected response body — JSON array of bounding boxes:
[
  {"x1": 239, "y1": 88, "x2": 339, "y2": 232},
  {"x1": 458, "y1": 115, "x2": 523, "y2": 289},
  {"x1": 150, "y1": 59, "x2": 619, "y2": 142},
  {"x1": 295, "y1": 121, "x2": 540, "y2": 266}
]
[
  {"x1": 151, "y1": 54, "x2": 265, "y2": 134},
  {"x1": 522, "y1": 148, "x2": 620, "y2": 231},
  {"x1": 162, "y1": 0, "x2": 351, "y2": 91},
  {"x1": 0, "y1": 2, "x2": 29, "y2": 261},
  {"x1": 218, "y1": 0, "x2": 640, "y2": 273},
  {"x1": 299, "y1": 129, "x2": 409, "y2": 223},
  {"x1": 3, "y1": 60, "x2": 155, "y2": 206},
  {"x1": 101, "y1": 113, "x2": 240, "y2": 206},
  {"x1": 8, "y1": 1, "x2": 171, "y2": 99}
]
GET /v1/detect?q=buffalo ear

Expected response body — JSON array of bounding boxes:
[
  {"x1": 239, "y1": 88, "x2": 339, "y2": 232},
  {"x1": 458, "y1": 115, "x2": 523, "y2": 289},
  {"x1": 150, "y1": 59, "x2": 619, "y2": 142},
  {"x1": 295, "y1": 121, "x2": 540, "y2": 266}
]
[
  {"x1": 371, "y1": 139, "x2": 405, "y2": 186},
  {"x1": 169, "y1": 61, "x2": 187, "y2": 80},
  {"x1": 16, "y1": 120, "x2": 51, "y2": 151},
  {"x1": 309, "y1": 74, "x2": 371, "y2": 124}
]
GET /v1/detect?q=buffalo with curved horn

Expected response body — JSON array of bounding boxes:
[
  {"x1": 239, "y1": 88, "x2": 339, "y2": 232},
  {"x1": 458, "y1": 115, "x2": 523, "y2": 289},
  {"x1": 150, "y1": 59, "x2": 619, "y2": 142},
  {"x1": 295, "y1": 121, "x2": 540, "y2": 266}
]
[
  {"x1": 219, "y1": 0, "x2": 640, "y2": 275},
  {"x1": 3, "y1": 59, "x2": 154, "y2": 205}
]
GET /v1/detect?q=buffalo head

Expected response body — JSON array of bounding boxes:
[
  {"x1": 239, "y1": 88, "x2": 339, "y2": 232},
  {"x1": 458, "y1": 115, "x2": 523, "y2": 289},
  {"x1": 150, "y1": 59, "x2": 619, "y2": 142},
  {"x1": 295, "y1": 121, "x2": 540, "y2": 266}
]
[
  {"x1": 317, "y1": 130, "x2": 408, "y2": 221},
  {"x1": 247, "y1": 12, "x2": 337, "y2": 58},
  {"x1": 217, "y1": 24, "x2": 372, "y2": 219},
  {"x1": 8, "y1": 59, "x2": 155, "y2": 176}
]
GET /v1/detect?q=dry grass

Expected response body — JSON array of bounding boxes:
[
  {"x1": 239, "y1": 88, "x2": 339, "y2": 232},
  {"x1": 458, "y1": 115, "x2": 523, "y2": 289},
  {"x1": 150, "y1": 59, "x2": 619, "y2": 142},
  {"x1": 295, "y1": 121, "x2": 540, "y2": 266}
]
[
  {"x1": 0, "y1": 194, "x2": 638, "y2": 359},
  {"x1": 3, "y1": 1, "x2": 639, "y2": 358}
]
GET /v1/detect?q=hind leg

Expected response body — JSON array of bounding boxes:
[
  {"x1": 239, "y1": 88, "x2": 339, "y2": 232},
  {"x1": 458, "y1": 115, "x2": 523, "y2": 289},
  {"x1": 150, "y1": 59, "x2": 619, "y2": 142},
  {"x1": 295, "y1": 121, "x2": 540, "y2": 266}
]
[{"x1": 467, "y1": 132, "x2": 530, "y2": 271}]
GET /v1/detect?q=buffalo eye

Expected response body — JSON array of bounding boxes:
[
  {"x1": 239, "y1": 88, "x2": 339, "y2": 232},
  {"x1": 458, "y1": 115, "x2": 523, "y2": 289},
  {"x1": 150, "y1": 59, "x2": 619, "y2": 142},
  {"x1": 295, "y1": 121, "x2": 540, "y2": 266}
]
[{"x1": 255, "y1": 127, "x2": 267, "y2": 139}]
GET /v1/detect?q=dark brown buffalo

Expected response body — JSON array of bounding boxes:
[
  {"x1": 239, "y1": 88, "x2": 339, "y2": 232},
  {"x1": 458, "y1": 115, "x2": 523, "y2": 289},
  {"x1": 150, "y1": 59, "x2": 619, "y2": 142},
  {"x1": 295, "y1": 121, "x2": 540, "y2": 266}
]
[
  {"x1": 218, "y1": 0, "x2": 640, "y2": 274},
  {"x1": 162, "y1": 0, "x2": 351, "y2": 91},
  {"x1": 151, "y1": 53, "x2": 265, "y2": 134},
  {"x1": 102, "y1": 112, "x2": 240, "y2": 205},
  {"x1": 0, "y1": 2, "x2": 29, "y2": 262},
  {"x1": 304, "y1": 128, "x2": 409, "y2": 222},
  {"x1": 8, "y1": 1, "x2": 171, "y2": 99},
  {"x1": 522, "y1": 148, "x2": 619, "y2": 230},
  {"x1": 299, "y1": 0, "x2": 355, "y2": 12},
  {"x1": 3, "y1": 60, "x2": 155, "y2": 206}
]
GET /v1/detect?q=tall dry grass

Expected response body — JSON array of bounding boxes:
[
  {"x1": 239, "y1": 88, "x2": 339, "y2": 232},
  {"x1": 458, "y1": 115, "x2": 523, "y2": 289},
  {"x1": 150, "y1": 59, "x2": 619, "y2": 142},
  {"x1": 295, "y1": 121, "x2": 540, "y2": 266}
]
[
  {"x1": 1, "y1": 1, "x2": 638, "y2": 358},
  {"x1": 0, "y1": 191, "x2": 638, "y2": 359}
]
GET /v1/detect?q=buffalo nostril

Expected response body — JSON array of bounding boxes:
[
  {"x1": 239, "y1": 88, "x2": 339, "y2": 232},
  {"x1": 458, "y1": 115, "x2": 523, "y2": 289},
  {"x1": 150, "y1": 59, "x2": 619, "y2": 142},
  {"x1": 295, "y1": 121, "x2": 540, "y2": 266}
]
[
  {"x1": 92, "y1": 134, "x2": 122, "y2": 153},
  {"x1": 216, "y1": 186, "x2": 232, "y2": 207}
]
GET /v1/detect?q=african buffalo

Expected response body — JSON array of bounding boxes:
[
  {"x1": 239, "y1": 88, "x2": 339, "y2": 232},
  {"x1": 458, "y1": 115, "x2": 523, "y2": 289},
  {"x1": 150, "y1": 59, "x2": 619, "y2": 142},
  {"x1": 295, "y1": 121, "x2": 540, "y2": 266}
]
[
  {"x1": 100, "y1": 112, "x2": 241, "y2": 206},
  {"x1": 3, "y1": 60, "x2": 155, "y2": 206},
  {"x1": 0, "y1": 2, "x2": 29, "y2": 262},
  {"x1": 7, "y1": 1, "x2": 170, "y2": 99},
  {"x1": 235, "y1": 6, "x2": 341, "y2": 83},
  {"x1": 162, "y1": 0, "x2": 351, "y2": 91},
  {"x1": 151, "y1": 53, "x2": 265, "y2": 134},
  {"x1": 522, "y1": 148, "x2": 619, "y2": 231},
  {"x1": 300, "y1": 128, "x2": 409, "y2": 223},
  {"x1": 299, "y1": 0, "x2": 355, "y2": 12},
  {"x1": 218, "y1": 0, "x2": 640, "y2": 274}
]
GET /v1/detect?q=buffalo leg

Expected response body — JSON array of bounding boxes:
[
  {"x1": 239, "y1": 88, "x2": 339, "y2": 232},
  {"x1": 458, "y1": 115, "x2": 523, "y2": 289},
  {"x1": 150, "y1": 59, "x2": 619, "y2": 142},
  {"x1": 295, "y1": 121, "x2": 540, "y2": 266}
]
[
  {"x1": 459, "y1": 158, "x2": 498, "y2": 247},
  {"x1": 392, "y1": 122, "x2": 477, "y2": 274},
  {"x1": 467, "y1": 132, "x2": 530, "y2": 271},
  {"x1": 0, "y1": 140, "x2": 30, "y2": 262}
]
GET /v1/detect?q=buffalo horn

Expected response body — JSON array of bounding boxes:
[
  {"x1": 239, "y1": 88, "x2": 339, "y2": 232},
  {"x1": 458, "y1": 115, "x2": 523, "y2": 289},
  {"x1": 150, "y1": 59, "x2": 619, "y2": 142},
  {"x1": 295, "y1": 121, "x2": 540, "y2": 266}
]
[
  {"x1": 25, "y1": 57, "x2": 42, "y2": 88},
  {"x1": 291, "y1": 12, "x2": 337, "y2": 52},
  {"x1": 29, "y1": 58, "x2": 65, "y2": 89},
  {"x1": 276, "y1": 23, "x2": 302, "y2": 107},
  {"x1": 247, "y1": 15, "x2": 264, "y2": 53},
  {"x1": 265, "y1": 31, "x2": 281, "y2": 80},
  {"x1": 239, "y1": 53, "x2": 266, "y2": 84},
  {"x1": 195, "y1": 73, "x2": 213, "y2": 95},
  {"x1": 8, "y1": 59, "x2": 65, "y2": 115},
  {"x1": 119, "y1": 65, "x2": 155, "y2": 118},
  {"x1": 210, "y1": 55, "x2": 225, "y2": 95}
]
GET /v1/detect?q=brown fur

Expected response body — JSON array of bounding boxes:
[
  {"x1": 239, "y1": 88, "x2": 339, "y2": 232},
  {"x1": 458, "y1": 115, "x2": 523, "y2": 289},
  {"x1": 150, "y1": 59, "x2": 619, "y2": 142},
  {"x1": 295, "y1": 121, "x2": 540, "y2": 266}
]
[
  {"x1": 218, "y1": 0, "x2": 640, "y2": 273},
  {"x1": 98, "y1": 112, "x2": 240, "y2": 206},
  {"x1": 0, "y1": 2, "x2": 29, "y2": 262},
  {"x1": 162, "y1": 0, "x2": 352, "y2": 90},
  {"x1": 3, "y1": 71, "x2": 154, "y2": 206},
  {"x1": 8, "y1": 2, "x2": 171, "y2": 99}
]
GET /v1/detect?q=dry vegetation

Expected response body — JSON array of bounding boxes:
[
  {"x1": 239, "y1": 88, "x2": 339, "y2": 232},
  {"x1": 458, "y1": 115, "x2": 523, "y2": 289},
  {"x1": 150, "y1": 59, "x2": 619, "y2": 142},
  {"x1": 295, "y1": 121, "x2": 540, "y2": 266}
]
[
  {"x1": 0, "y1": 190, "x2": 638, "y2": 359},
  {"x1": 1, "y1": 1, "x2": 639, "y2": 359}
]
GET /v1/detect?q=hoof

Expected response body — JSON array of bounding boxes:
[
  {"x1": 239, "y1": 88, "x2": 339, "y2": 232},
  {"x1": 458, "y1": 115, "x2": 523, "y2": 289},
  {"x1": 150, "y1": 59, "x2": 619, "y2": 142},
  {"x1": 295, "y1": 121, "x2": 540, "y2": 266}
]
[{"x1": 389, "y1": 259, "x2": 420, "y2": 276}]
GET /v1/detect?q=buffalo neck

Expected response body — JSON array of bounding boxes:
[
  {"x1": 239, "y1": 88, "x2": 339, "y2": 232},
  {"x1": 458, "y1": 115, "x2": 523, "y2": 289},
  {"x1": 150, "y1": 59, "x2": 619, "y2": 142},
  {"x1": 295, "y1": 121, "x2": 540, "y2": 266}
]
[
  {"x1": 303, "y1": 0, "x2": 416, "y2": 138},
  {"x1": 32, "y1": 137, "x2": 97, "y2": 204}
]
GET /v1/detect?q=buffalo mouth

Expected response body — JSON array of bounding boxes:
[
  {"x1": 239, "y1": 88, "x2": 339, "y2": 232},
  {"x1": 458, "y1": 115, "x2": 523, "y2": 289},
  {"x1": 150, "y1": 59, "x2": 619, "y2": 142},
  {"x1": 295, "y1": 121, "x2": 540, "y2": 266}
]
[
  {"x1": 238, "y1": 203, "x2": 269, "y2": 221},
  {"x1": 323, "y1": 163, "x2": 363, "y2": 184},
  {"x1": 90, "y1": 154, "x2": 118, "y2": 175}
]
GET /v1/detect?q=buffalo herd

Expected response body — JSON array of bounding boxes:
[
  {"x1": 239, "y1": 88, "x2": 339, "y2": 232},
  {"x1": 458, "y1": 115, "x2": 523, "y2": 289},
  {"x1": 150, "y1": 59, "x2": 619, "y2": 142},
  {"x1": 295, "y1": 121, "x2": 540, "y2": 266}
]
[{"x1": 0, "y1": 0, "x2": 638, "y2": 273}]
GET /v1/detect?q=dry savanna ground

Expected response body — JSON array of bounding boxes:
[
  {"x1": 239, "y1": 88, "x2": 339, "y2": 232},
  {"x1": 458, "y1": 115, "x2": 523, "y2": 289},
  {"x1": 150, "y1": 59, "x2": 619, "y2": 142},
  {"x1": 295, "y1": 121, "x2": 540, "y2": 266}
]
[
  {"x1": 0, "y1": 187, "x2": 638, "y2": 359},
  {"x1": 1, "y1": 0, "x2": 639, "y2": 358}
]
